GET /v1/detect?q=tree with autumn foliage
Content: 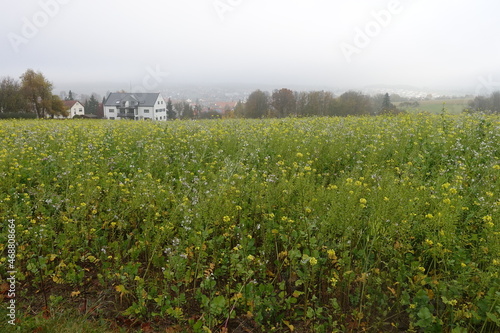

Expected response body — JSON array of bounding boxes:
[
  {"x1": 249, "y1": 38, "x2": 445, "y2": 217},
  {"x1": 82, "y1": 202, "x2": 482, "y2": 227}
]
[
  {"x1": 271, "y1": 88, "x2": 296, "y2": 118},
  {"x1": 245, "y1": 90, "x2": 269, "y2": 118},
  {"x1": 48, "y1": 95, "x2": 69, "y2": 118},
  {"x1": 19, "y1": 69, "x2": 68, "y2": 118},
  {"x1": 20, "y1": 69, "x2": 53, "y2": 118}
]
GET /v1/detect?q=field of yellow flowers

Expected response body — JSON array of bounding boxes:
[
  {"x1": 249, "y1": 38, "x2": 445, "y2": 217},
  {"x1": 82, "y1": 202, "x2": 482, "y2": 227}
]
[{"x1": 1, "y1": 114, "x2": 499, "y2": 332}]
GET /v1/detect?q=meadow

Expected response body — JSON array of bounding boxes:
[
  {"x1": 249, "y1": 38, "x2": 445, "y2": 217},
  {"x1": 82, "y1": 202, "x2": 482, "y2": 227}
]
[
  {"x1": 398, "y1": 99, "x2": 471, "y2": 115},
  {"x1": 0, "y1": 114, "x2": 499, "y2": 332}
]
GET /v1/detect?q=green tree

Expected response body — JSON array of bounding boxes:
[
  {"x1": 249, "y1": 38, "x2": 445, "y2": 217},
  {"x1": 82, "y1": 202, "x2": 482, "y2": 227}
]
[
  {"x1": 194, "y1": 104, "x2": 202, "y2": 118},
  {"x1": 166, "y1": 98, "x2": 176, "y2": 120},
  {"x1": 86, "y1": 95, "x2": 99, "y2": 115},
  {"x1": 245, "y1": 90, "x2": 269, "y2": 118},
  {"x1": 67, "y1": 90, "x2": 74, "y2": 101},
  {"x1": 233, "y1": 100, "x2": 245, "y2": 118},
  {"x1": 468, "y1": 91, "x2": 500, "y2": 113},
  {"x1": 174, "y1": 101, "x2": 194, "y2": 119},
  {"x1": 182, "y1": 102, "x2": 194, "y2": 119},
  {"x1": 0, "y1": 77, "x2": 26, "y2": 113},
  {"x1": 381, "y1": 93, "x2": 395, "y2": 113},
  {"x1": 20, "y1": 69, "x2": 53, "y2": 118}
]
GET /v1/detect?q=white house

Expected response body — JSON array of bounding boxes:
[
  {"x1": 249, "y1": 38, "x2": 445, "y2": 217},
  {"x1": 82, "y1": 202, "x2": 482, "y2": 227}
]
[
  {"x1": 103, "y1": 93, "x2": 167, "y2": 121},
  {"x1": 60, "y1": 100, "x2": 85, "y2": 118}
]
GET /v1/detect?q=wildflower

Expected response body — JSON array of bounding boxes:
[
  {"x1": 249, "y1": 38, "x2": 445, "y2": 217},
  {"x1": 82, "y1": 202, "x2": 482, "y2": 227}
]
[
  {"x1": 223, "y1": 216, "x2": 231, "y2": 223},
  {"x1": 425, "y1": 239, "x2": 434, "y2": 246},
  {"x1": 247, "y1": 255, "x2": 255, "y2": 261},
  {"x1": 296, "y1": 152, "x2": 303, "y2": 158},
  {"x1": 425, "y1": 214, "x2": 434, "y2": 219},
  {"x1": 309, "y1": 257, "x2": 318, "y2": 266},
  {"x1": 327, "y1": 249, "x2": 337, "y2": 260},
  {"x1": 482, "y1": 215, "x2": 493, "y2": 223},
  {"x1": 482, "y1": 215, "x2": 494, "y2": 227},
  {"x1": 359, "y1": 198, "x2": 367, "y2": 205}
]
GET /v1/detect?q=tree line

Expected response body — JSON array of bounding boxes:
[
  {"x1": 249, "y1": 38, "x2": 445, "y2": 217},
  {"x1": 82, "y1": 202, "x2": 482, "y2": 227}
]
[
  {"x1": 4, "y1": 69, "x2": 499, "y2": 120},
  {"x1": 0, "y1": 69, "x2": 68, "y2": 118},
  {"x1": 231, "y1": 89, "x2": 404, "y2": 119},
  {"x1": 466, "y1": 91, "x2": 500, "y2": 113}
]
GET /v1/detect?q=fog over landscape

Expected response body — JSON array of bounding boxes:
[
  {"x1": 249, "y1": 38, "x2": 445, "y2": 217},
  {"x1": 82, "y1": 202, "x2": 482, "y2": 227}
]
[{"x1": 2, "y1": 0, "x2": 500, "y2": 97}]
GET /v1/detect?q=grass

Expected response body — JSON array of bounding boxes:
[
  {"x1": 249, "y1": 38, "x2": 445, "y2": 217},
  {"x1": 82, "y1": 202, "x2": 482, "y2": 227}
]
[
  {"x1": 0, "y1": 114, "x2": 499, "y2": 332},
  {"x1": 398, "y1": 99, "x2": 471, "y2": 114}
]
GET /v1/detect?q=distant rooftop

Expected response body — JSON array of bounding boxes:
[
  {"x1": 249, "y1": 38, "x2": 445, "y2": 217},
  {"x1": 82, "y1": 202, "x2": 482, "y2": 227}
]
[{"x1": 104, "y1": 93, "x2": 160, "y2": 107}]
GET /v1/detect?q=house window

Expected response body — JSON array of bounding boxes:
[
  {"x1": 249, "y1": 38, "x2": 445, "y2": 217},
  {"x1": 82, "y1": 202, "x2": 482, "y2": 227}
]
[
  {"x1": 144, "y1": 109, "x2": 150, "y2": 113},
  {"x1": 79, "y1": 108, "x2": 82, "y2": 112},
  {"x1": 110, "y1": 117, "x2": 115, "y2": 120},
  {"x1": 109, "y1": 108, "x2": 114, "y2": 113}
]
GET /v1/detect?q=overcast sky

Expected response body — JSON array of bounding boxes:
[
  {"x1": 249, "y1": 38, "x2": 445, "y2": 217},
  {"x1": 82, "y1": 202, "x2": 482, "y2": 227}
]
[{"x1": 1, "y1": 0, "x2": 499, "y2": 95}]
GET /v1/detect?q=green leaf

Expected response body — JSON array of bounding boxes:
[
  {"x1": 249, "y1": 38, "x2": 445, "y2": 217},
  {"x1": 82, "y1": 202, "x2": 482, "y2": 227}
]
[
  {"x1": 486, "y1": 312, "x2": 500, "y2": 325},
  {"x1": 210, "y1": 295, "x2": 227, "y2": 315},
  {"x1": 416, "y1": 307, "x2": 433, "y2": 328}
]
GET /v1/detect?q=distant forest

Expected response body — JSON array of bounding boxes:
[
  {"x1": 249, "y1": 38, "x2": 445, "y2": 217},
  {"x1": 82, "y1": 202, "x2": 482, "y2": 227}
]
[{"x1": 231, "y1": 89, "x2": 500, "y2": 118}]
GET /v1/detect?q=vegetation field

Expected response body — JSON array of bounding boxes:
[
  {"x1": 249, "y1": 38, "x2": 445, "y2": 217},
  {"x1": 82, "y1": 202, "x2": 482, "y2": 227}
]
[
  {"x1": 1, "y1": 115, "x2": 500, "y2": 332},
  {"x1": 398, "y1": 99, "x2": 471, "y2": 115}
]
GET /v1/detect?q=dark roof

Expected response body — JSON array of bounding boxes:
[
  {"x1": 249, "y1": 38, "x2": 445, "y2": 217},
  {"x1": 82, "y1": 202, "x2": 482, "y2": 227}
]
[
  {"x1": 63, "y1": 100, "x2": 80, "y2": 108},
  {"x1": 104, "y1": 93, "x2": 160, "y2": 107}
]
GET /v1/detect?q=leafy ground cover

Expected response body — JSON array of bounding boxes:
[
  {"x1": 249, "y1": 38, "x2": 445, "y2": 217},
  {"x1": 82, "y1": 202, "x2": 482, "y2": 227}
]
[{"x1": 1, "y1": 114, "x2": 499, "y2": 332}]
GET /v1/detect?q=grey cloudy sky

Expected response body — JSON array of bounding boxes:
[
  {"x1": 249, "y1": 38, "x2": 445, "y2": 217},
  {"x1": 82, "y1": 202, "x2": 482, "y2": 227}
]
[{"x1": 1, "y1": 0, "x2": 499, "y2": 94}]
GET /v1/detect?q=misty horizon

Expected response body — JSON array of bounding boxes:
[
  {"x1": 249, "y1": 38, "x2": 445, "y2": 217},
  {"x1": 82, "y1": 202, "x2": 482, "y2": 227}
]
[{"x1": 2, "y1": 0, "x2": 500, "y2": 98}]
